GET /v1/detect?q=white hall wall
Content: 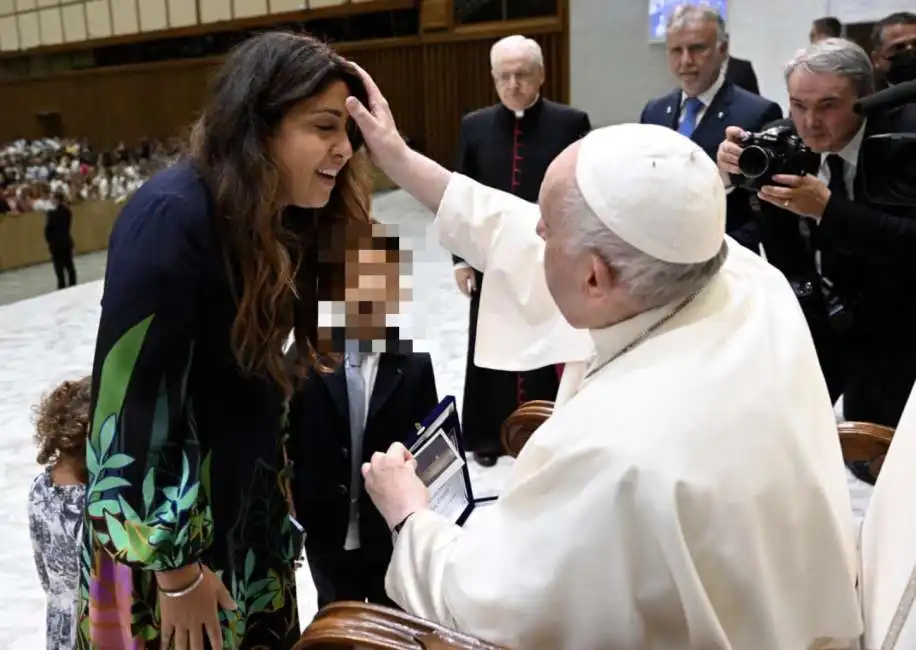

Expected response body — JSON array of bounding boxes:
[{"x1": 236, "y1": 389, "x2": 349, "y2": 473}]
[{"x1": 569, "y1": 0, "x2": 831, "y2": 127}]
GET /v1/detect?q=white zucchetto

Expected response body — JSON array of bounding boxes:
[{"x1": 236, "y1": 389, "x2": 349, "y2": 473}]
[{"x1": 575, "y1": 123, "x2": 726, "y2": 264}]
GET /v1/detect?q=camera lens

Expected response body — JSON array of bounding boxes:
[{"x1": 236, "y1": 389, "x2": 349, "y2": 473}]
[{"x1": 738, "y1": 146, "x2": 772, "y2": 178}]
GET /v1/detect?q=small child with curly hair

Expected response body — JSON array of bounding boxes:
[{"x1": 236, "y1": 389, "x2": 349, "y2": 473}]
[{"x1": 28, "y1": 375, "x2": 91, "y2": 650}]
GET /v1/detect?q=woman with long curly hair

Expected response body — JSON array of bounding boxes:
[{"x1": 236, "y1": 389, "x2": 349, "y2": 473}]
[{"x1": 77, "y1": 32, "x2": 372, "y2": 649}]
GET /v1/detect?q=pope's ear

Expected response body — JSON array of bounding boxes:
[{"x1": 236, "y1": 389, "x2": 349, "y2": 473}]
[{"x1": 589, "y1": 252, "x2": 618, "y2": 293}]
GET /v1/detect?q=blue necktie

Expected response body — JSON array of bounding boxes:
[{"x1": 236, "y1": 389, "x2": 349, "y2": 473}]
[{"x1": 678, "y1": 97, "x2": 704, "y2": 138}]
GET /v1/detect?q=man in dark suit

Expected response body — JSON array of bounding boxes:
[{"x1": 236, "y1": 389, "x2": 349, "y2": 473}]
[
  {"x1": 724, "y1": 55, "x2": 759, "y2": 95},
  {"x1": 288, "y1": 228, "x2": 439, "y2": 608},
  {"x1": 640, "y1": 3, "x2": 782, "y2": 252},
  {"x1": 717, "y1": 37, "x2": 916, "y2": 427},
  {"x1": 452, "y1": 34, "x2": 590, "y2": 467}
]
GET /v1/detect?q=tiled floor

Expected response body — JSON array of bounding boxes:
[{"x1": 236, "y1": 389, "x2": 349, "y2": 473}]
[
  {"x1": 0, "y1": 250, "x2": 108, "y2": 307},
  {"x1": 0, "y1": 189, "x2": 871, "y2": 647}
]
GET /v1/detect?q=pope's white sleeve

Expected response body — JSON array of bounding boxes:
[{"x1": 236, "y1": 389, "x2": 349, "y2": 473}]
[{"x1": 384, "y1": 444, "x2": 672, "y2": 648}]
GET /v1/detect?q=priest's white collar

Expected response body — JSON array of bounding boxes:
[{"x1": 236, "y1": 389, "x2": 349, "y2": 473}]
[{"x1": 511, "y1": 94, "x2": 541, "y2": 118}]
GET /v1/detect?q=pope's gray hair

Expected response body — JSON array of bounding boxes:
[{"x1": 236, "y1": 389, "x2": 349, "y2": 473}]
[
  {"x1": 666, "y1": 3, "x2": 727, "y2": 44},
  {"x1": 562, "y1": 184, "x2": 728, "y2": 309},
  {"x1": 490, "y1": 35, "x2": 543, "y2": 70},
  {"x1": 784, "y1": 37, "x2": 874, "y2": 98}
]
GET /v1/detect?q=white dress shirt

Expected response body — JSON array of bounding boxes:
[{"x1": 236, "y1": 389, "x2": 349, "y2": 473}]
[
  {"x1": 344, "y1": 350, "x2": 380, "y2": 551},
  {"x1": 679, "y1": 69, "x2": 726, "y2": 129},
  {"x1": 816, "y1": 120, "x2": 865, "y2": 202}
]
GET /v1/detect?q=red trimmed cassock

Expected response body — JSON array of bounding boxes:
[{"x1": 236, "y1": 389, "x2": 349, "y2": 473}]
[{"x1": 452, "y1": 96, "x2": 591, "y2": 461}]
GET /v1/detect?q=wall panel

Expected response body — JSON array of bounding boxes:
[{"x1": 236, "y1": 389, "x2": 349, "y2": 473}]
[
  {"x1": 17, "y1": 10, "x2": 39, "y2": 48},
  {"x1": 85, "y1": 0, "x2": 111, "y2": 38},
  {"x1": 38, "y1": 6, "x2": 62, "y2": 44},
  {"x1": 199, "y1": 0, "x2": 231, "y2": 23},
  {"x1": 309, "y1": 0, "x2": 346, "y2": 8},
  {"x1": 233, "y1": 0, "x2": 266, "y2": 19},
  {"x1": 36, "y1": 0, "x2": 57, "y2": 7},
  {"x1": 0, "y1": 0, "x2": 15, "y2": 17},
  {"x1": 167, "y1": 0, "x2": 196, "y2": 27},
  {"x1": 269, "y1": 0, "x2": 302, "y2": 12},
  {"x1": 111, "y1": 0, "x2": 139, "y2": 34},
  {"x1": 0, "y1": 20, "x2": 568, "y2": 169},
  {"x1": 0, "y1": 15, "x2": 18, "y2": 50},
  {"x1": 138, "y1": 0, "x2": 168, "y2": 31},
  {"x1": 61, "y1": 2, "x2": 86, "y2": 41},
  {"x1": 15, "y1": 0, "x2": 36, "y2": 11}
]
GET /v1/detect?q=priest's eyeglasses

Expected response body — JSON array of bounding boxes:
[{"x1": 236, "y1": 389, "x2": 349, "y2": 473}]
[{"x1": 494, "y1": 70, "x2": 536, "y2": 85}]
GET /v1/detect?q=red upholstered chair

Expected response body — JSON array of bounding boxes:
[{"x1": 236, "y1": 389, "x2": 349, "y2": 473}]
[{"x1": 294, "y1": 601, "x2": 507, "y2": 649}]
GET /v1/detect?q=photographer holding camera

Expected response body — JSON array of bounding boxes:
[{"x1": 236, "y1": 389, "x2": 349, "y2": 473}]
[{"x1": 717, "y1": 37, "x2": 916, "y2": 428}]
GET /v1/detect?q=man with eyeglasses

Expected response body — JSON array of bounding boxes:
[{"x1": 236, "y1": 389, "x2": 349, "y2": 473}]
[{"x1": 451, "y1": 34, "x2": 591, "y2": 468}]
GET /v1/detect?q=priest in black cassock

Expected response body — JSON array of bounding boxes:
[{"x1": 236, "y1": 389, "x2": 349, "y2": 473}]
[{"x1": 452, "y1": 34, "x2": 591, "y2": 466}]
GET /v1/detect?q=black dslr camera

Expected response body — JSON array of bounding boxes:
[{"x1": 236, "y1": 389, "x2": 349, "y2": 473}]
[{"x1": 736, "y1": 125, "x2": 820, "y2": 191}]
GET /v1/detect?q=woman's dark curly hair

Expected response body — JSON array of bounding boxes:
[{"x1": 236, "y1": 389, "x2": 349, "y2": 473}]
[
  {"x1": 188, "y1": 31, "x2": 373, "y2": 398},
  {"x1": 33, "y1": 376, "x2": 92, "y2": 471}
]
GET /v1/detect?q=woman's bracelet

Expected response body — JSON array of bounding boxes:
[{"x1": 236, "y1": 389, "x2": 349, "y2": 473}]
[{"x1": 158, "y1": 564, "x2": 204, "y2": 599}]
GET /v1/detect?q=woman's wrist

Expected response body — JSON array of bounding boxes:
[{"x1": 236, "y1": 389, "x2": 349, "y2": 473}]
[{"x1": 155, "y1": 563, "x2": 201, "y2": 591}]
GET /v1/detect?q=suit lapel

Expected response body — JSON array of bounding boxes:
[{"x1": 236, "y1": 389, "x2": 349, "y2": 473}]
[
  {"x1": 692, "y1": 83, "x2": 734, "y2": 151},
  {"x1": 320, "y1": 367, "x2": 350, "y2": 423},
  {"x1": 663, "y1": 89, "x2": 681, "y2": 130},
  {"x1": 368, "y1": 354, "x2": 404, "y2": 422}
]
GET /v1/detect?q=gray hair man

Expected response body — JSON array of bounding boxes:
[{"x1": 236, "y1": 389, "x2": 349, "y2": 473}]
[
  {"x1": 718, "y1": 38, "x2": 873, "y2": 222},
  {"x1": 342, "y1": 64, "x2": 861, "y2": 648},
  {"x1": 718, "y1": 37, "x2": 916, "y2": 426},
  {"x1": 489, "y1": 35, "x2": 544, "y2": 113},
  {"x1": 641, "y1": 2, "x2": 781, "y2": 252}
]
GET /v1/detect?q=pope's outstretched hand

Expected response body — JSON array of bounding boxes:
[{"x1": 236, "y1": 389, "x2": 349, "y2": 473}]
[{"x1": 345, "y1": 63, "x2": 408, "y2": 169}]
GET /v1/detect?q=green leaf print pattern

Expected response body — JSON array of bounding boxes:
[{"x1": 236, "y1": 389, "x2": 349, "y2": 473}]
[
  {"x1": 84, "y1": 315, "x2": 214, "y2": 571},
  {"x1": 80, "y1": 313, "x2": 300, "y2": 647}
]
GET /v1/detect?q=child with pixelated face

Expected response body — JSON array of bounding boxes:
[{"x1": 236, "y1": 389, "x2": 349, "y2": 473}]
[
  {"x1": 289, "y1": 225, "x2": 438, "y2": 609},
  {"x1": 28, "y1": 375, "x2": 91, "y2": 650},
  {"x1": 317, "y1": 225, "x2": 412, "y2": 355}
]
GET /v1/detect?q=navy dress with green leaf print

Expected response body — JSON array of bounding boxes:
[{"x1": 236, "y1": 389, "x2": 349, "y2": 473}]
[{"x1": 76, "y1": 162, "x2": 305, "y2": 649}]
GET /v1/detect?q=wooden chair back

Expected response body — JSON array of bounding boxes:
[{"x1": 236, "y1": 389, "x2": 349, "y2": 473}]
[
  {"x1": 500, "y1": 400, "x2": 555, "y2": 457},
  {"x1": 838, "y1": 421, "x2": 895, "y2": 485},
  {"x1": 295, "y1": 601, "x2": 506, "y2": 649}
]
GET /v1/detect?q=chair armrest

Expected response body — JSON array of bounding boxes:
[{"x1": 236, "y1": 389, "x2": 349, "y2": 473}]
[
  {"x1": 838, "y1": 421, "x2": 895, "y2": 485},
  {"x1": 295, "y1": 601, "x2": 507, "y2": 649},
  {"x1": 500, "y1": 400, "x2": 555, "y2": 458}
]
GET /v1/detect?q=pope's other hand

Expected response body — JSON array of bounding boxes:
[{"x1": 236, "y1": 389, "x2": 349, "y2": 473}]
[{"x1": 362, "y1": 442, "x2": 429, "y2": 530}]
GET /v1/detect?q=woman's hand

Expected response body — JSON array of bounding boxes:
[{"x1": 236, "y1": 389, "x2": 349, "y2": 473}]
[{"x1": 157, "y1": 564, "x2": 237, "y2": 650}]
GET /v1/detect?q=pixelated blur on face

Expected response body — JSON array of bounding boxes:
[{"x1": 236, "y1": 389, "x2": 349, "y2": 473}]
[{"x1": 342, "y1": 245, "x2": 403, "y2": 338}]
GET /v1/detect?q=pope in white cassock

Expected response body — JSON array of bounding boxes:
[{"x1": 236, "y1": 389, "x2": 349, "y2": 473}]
[{"x1": 344, "y1": 66, "x2": 862, "y2": 649}]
